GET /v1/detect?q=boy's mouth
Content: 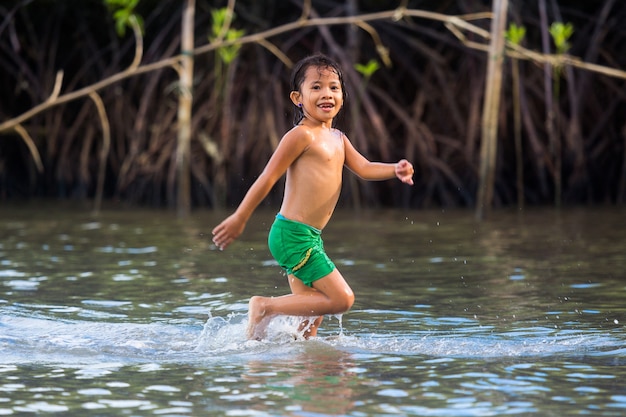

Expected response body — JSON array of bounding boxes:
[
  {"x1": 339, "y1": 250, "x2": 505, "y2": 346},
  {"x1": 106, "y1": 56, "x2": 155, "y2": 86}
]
[{"x1": 318, "y1": 103, "x2": 334, "y2": 110}]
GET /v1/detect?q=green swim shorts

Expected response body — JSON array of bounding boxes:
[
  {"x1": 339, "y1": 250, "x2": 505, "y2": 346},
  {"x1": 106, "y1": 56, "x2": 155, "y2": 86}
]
[{"x1": 268, "y1": 213, "x2": 336, "y2": 287}]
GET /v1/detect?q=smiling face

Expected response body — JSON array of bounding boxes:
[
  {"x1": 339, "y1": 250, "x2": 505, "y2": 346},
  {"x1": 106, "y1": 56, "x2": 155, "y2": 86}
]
[{"x1": 290, "y1": 57, "x2": 346, "y2": 127}]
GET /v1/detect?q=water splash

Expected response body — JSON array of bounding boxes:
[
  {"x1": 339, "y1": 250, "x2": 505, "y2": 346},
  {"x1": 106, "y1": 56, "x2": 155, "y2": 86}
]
[
  {"x1": 1, "y1": 310, "x2": 623, "y2": 366},
  {"x1": 324, "y1": 331, "x2": 622, "y2": 358},
  {"x1": 194, "y1": 312, "x2": 330, "y2": 353}
]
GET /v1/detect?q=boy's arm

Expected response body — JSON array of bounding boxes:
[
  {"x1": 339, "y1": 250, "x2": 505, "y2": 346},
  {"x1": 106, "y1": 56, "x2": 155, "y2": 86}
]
[
  {"x1": 212, "y1": 129, "x2": 309, "y2": 250},
  {"x1": 343, "y1": 135, "x2": 414, "y2": 185}
]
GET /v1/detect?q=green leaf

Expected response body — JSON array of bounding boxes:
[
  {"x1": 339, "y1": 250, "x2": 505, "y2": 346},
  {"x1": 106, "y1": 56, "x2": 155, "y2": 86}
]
[
  {"x1": 210, "y1": 8, "x2": 228, "y2": 40},
  {"x1": 505, "y1": 23, "x2": 526, "y2": 45},
  {"x1": 104, "y1": 0, "x2": 144, "y2": 38},
  {"x1": 210, "y1": 8, "x2": 244, "y2": 65},
  {"x1": 549, "y1": 22, "x2": 574, "y2": 54},
  {"x1": 354, "y1": 59, "x2": 380, "y2": 78}
]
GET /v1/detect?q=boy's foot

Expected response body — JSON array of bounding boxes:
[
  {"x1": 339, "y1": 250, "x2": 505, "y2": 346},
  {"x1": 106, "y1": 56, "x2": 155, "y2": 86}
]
[
  {"x1": 298, "y1": 315, "x2": 323, "y2": 339},
  {"x1": 246, "y1": 296, "x2": 270, "y2": 340}
]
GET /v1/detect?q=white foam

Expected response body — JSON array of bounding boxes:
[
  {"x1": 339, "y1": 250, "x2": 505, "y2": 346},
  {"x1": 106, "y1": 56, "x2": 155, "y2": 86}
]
[{"x1": 0, "y1": 312, "x2": 623, "y2": 365}]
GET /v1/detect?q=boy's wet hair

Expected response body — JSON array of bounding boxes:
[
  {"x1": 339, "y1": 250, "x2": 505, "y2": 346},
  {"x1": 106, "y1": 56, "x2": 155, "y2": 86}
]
[{"x1": 290, "y1": 53, "x2": 347, "y2": 126}]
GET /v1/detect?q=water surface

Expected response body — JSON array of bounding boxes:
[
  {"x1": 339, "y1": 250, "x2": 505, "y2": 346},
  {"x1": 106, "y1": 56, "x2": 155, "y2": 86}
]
[{"x1": 0, "y1": 203, "x2": 625, "y2": 416}]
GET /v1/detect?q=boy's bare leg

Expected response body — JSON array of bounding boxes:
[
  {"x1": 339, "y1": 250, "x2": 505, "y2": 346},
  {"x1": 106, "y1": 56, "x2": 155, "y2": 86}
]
[
  {"x1": 246, "y1": 269, "x2": 354, "y2": 340},
  {"x1": 246, "y1": 296, "x2": 272, "y2": 340},
  {"x1": 288, "y1": 276, "x2": 323, "y2": 338}
]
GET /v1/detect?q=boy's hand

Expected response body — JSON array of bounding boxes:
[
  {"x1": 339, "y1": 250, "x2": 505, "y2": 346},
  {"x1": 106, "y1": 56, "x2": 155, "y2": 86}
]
[
  {"x1": 212, "y1": 214, "x2": 245, "y2": 250},
  {"x1": 395, "y1": 159, "x2": 414, "y2": 185}
]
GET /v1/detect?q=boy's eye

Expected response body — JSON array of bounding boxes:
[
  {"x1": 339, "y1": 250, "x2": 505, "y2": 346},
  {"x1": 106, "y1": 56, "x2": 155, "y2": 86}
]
[{"x1": 309, "y1": 84, "x2": 341, "y2": 91}]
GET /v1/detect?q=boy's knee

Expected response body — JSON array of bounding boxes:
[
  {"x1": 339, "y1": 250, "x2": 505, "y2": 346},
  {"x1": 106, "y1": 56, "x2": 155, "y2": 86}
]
[{"x1": 338, "y1": 289, "x2": 355, "y2": 312}]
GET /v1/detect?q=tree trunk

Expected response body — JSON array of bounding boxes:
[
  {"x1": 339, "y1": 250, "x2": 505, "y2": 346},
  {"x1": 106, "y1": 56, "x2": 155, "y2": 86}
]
[
  {"x1": 176, "y1": 0, "x2": 195, "y2": 217},
  {"x1": 476, "y1": 0, "x2": 508, "y2": 220}
]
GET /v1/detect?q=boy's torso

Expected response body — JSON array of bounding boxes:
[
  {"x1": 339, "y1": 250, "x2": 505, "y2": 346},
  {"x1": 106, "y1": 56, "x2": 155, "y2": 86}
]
[{"x1": 280, "y1": 127, "x2": 345, "y2": 230}]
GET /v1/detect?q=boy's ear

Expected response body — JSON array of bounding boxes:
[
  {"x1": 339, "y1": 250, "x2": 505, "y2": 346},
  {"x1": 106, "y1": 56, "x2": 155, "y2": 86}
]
[{"x1": 289, "y1": 91, "x2": 301, "y2": 106}]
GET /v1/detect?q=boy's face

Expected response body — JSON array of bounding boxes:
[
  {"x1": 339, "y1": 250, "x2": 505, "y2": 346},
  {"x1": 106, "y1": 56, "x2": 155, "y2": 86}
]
[{"x1": 291, "y1": 65, "x2": 343, "y2": 123}]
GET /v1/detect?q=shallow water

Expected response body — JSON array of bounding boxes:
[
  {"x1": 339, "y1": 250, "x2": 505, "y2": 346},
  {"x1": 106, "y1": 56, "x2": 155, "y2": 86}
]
[{"x1": 0, "y1": 203, "x2": 625, "y2": 416}]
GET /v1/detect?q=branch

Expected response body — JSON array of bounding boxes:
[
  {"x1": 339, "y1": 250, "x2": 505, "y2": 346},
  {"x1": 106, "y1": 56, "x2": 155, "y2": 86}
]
[
  {"x1": 2, "y1": 6, "x2": 625, "y2": 137},
  {"x1": 447, "y1": 17, "x2": 626, "y2": 81},
  {"x1": 88, "y1": 91, "x2": 111, "y2": 214},
  {"x1": 0, "y1": 56, "x2": 178, "y2": 133},
  {"x1": 45, "y1": 70, "x2": 64, "y2": 102},
  {"x1": 128, "y1": 15, "x2": 144, "y2": 71},
  {"x1": 13, "y1": 124, "x2": 43, "y2": 172},
  {"x1": 256, "y1": 38, "x2": 293, "y2": 67}
]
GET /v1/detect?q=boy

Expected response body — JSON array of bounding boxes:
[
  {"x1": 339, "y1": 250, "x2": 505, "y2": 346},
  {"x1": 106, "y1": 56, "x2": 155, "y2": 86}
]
[{"x1": 212, "y1": 54, "x2": 414, "y2": 340}]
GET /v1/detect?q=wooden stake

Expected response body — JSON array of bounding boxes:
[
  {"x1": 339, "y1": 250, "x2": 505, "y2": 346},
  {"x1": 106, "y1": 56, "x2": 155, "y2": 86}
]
[
  {"x1": 476, "y1": 0, "x2": 508, "y2": 220},
  {"x1": 176, "y1": 0, "x2": 195, "y2": 218}
]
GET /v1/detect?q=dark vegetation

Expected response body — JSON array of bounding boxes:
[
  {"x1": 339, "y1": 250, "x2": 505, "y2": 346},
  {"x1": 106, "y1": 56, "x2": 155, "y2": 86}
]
[{"x1": 0, "y1": 0, "x2": 625, "y2": 210}]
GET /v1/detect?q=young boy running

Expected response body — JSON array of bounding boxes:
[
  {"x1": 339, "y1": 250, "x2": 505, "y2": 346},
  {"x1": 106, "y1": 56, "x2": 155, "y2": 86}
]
[{"x1": 212, "y1": 54, "x2": 414, "y2": 340}]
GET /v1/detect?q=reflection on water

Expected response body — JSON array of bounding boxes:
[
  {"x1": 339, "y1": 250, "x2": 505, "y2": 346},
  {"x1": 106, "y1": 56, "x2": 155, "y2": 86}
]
[{"x1": 0, "y1": 203, "x2": 625, "y2": 416}]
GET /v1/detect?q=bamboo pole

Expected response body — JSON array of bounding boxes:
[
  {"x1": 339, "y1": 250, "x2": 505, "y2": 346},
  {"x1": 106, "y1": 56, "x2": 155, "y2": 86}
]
[
  {"x1": 476, "y1": 0, "x2": 508, "y2": 220},
  {"x1": 176, "y1": 0, "x2": 195, "y2": 217}
]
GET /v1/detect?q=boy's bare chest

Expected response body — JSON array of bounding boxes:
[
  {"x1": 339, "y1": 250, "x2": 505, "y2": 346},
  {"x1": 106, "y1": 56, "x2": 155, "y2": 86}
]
[{"x1": 307, "y1": 134, "x2": 344, "y2": 163}]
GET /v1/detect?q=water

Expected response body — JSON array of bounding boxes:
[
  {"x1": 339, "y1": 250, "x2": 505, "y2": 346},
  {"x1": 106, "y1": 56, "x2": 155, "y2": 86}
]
[{"x1": 0, "y1": 203, "x2": 625, "y2": 416}]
